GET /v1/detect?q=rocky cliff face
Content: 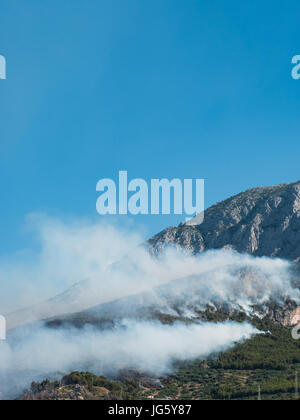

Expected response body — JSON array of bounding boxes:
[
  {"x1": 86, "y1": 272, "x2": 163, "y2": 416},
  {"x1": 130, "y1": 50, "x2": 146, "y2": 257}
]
[{"x1": 149, "y1": 181, "x2": 300, "y2": 261}]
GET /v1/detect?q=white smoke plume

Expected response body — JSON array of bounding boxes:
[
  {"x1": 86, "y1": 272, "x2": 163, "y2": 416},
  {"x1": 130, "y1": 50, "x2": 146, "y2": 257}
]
[
  {"x1": 1, "y1": 215, "x2": 300, "y2": 329},
  {"x1": 0, "y1": 215, "x2": 299, "y2": 399},
  {"x1": 0, "y1": 320, "x2": 259, "y2": 399}
]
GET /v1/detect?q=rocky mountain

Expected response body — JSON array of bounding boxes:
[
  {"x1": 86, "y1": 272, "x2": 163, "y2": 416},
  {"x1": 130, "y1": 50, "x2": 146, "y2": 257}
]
[
  {"x1": 8, "y1": 181, "x2": 300, "y2": 331},
  {"x1": 149, "y1": 181, "x2": 300, "y2": 261}
]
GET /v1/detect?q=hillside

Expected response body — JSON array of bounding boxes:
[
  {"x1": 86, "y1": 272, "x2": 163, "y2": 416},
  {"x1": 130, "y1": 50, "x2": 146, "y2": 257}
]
[{"x1": 21, "y1": 319, "x2": 300, "y2": 401}]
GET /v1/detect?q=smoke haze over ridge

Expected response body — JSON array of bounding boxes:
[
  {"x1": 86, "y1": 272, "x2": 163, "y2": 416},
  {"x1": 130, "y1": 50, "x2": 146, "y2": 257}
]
[
  {"x1": 0, "y1": 319, "x2": 259, "y2": 398},
  {"x1": 0, "y1": 215, "x2": 299, "y2": 399},
  {"x1": 2, "y1": 215, "x2": 300, "y2": 322}
]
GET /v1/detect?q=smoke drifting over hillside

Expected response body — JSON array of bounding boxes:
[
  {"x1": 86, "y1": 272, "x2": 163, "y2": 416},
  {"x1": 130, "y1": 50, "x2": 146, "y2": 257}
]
[
  {"x1": 2, "y1": 215, "x2": 300, "y2": 325},
  {"x1": 0, "y1": 320, "x2": 259, "y2": 398},
  {"x1": 0, "y1": 215, "x2": 299, "y2": 398}
]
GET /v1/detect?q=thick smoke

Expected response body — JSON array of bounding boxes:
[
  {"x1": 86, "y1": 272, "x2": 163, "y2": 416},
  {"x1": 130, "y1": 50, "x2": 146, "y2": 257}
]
[
  {"x1": 0, "y1": 320, "x2": 259, "y2": 398},
  {"x1": 2, "y1": 216, "x2": 300, "y2": 328},
  {"x1": 0, "y1": 215, "x2": 299, "y2": 399},
  {"x1": 0, "y1": 215, "x2": 143, "y2": 315}
]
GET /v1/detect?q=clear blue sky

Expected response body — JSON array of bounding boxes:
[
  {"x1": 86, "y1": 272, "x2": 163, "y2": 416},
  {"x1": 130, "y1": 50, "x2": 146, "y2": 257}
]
[{"x1": 1, "y1": 0, "x2": 300, "y2": 254}]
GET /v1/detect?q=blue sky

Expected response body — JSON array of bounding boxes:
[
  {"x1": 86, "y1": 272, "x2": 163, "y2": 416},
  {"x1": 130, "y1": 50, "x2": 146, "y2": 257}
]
[{"x1": 1, "y1": 0, "x2": 300, "y2": 254}]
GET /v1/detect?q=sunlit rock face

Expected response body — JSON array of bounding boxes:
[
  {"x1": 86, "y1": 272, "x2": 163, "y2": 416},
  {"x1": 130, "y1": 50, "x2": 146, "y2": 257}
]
[{"x1": 149, "y1": 181, "x2": 300, "y2": 262}]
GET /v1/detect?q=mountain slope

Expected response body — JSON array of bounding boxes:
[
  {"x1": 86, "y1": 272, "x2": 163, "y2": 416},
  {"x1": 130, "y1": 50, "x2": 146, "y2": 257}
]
[
  {"x1": 44, "y1": 263, "x2": 300, "y2": 329},
  {"x1": 9, "y1": 181, "x2": 300, "y2": 330},
  {"x1": 149, "y1": 181, "x2": 300, "y2": 261}
]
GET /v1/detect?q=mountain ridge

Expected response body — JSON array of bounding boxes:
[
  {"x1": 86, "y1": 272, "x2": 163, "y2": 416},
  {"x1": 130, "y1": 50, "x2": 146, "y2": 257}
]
[{"x1": 149, "y1": 181, "x2": 300, "y2": 261}]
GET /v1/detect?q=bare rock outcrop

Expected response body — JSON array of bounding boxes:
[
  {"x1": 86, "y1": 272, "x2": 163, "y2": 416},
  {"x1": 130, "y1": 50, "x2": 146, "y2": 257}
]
[{"x1": 149, "y1": 181, "x2": 300, "y2": 261}]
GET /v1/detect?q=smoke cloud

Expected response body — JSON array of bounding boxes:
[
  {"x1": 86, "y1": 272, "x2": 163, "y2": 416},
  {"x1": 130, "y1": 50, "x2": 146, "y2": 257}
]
[
  {"x1": 2, "y1": 215, "x2": 300, "y2": 329},
  {"x1": 0, "y1": 215, "x2": 299, "y2": 399},
  {"x1": 0, "y1": 319, "x2": 259, "y2": 399}
]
